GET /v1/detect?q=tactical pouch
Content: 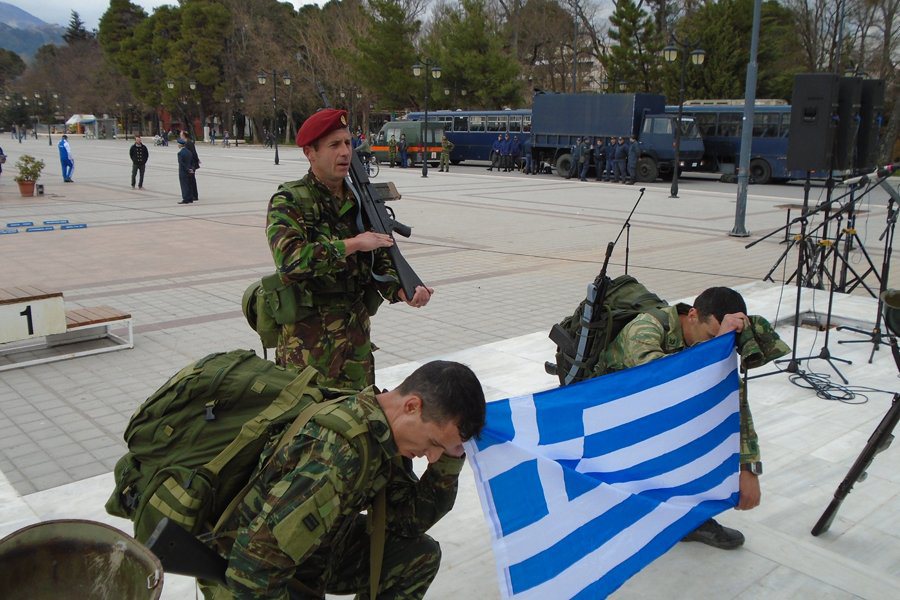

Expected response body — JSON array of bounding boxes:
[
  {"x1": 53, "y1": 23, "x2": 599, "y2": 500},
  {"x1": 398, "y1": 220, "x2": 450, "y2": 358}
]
[
  {"x1": 134, "y1": 465, "x2": 214, "y2": 542},
  {"x1": 261, "y1": 272, "x2": 301, "y2": 325}
]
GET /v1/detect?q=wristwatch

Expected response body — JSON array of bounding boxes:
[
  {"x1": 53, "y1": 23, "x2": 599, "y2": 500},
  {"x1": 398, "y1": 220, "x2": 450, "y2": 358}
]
[{"x1": 741, "y1": 461, "x2": 763, "y2": 475}]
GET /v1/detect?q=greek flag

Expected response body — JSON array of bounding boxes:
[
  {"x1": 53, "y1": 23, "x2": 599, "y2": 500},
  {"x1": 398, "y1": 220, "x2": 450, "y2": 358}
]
[{"x1": 466, "y1": 333, "x2": 740, "y2": 599}]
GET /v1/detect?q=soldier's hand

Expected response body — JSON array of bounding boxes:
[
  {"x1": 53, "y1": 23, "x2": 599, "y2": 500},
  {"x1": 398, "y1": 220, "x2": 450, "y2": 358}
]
[
  {"x1": 718, "y1": 312, "x2": 749, "y2": 336},
  {"x1": 345, "y1": 232, "x2": 394, "y2": 254},
  {"x1": 737, "y1": 470, "x2": 761, "y2": 510},
  {"x1": 399, "y1": 285, "x2": 433, "y2": 308}
]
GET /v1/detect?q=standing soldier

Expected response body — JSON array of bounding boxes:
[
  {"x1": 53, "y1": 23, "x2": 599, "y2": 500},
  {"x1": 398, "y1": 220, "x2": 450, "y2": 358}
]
[
  {"x1": 604, "y1": 136, "x2": 616, "y2": 181},
  {"x1": 266, "y1": 108, "x2": 433, "y2": 388},
  {"x1": 438, "y1": 134, "x2": 454, "y2": 172},
  {"x1": 578, "y1": 136, "x2": 592, "y2": 181},
  {"x1": 388, "y1": 134, "x2": 398, "y2": 167}
]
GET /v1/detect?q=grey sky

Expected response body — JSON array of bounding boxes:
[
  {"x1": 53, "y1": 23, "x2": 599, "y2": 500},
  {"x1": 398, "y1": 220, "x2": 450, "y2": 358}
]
[{"x1": 11, "y1": 1, "x2": 319, "y2": 30}]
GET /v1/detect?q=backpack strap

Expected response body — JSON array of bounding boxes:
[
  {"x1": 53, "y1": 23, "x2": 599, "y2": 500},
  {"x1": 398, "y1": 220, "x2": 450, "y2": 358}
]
[
  {"x1": 369, "y1": 487, "x2": 386, "y2": 600},
  {"x1": 211, "y1": 366, "x2": 328, "y2": 533}
]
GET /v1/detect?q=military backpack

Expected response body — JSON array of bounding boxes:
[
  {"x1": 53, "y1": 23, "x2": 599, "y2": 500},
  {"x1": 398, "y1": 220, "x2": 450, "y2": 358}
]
[
  {"x1": 105, "y1": 349, "x2": 374, "y2": 544},
  {"x1": 548, "y1": 274, "x2": 670, "y2": 385}
]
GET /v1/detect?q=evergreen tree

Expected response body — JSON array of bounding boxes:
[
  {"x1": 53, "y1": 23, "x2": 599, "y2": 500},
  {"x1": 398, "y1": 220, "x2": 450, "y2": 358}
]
[
  {"x1": 602, "y1": 0, "x2": 661, "y2": 93},
  {"x1": 432, "y1": 0, "x2": 522, "y2": 109},
  {"x1": 0, "y1": 49, "x2": 27, "y2": 88},
  {"x1": 63, "y1": 11, "x2": 94, "y2": 44},
  {"x1": 349, "y1": 0, "x2": 419, "y2": 109}
]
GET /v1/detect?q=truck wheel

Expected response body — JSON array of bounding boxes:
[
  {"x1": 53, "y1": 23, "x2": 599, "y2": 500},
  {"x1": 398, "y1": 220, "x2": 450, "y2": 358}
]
[
  {"x1": 749, "y1": 159, "x2": 772, "y2": 185},
  {"x1": 636, "y1": 157, "x2": 658, "y2": 182},
  {"x1": 556, "y1": 154, "x2": 573, "y2": 178}
]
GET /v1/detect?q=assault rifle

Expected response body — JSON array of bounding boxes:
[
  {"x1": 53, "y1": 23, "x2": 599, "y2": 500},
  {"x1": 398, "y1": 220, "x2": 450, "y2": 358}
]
[
  {"x1": 316, "y1": 86, "x2": 425, "y2": 300},
  {"x1": 145, "y1": 518, "x2": 321, "y2": 595},
  {"x1": 545, "y1": 188, "x2": 645, "y2": 385},
  {"x1": 811, "y1": 338, "x2": 900, "y2": 536}
]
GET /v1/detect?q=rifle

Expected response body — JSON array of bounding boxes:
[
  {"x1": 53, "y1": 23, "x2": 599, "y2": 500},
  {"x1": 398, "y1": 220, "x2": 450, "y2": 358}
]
[
  {"x1": 145, "y1": 518, "x2": 227, "y2": 585},
  {"x1": 316, "y1": 85, "x2": 425, "y2": 300},
  {"x1": 546, "y1": 188, "x2": 646, "y2": 384},
  {"x1": 145, "y1": 518, "x2": 322, "y2": 596},
  {"x1": 811, "y1": 338, "x2": 900, "y2": 536}
]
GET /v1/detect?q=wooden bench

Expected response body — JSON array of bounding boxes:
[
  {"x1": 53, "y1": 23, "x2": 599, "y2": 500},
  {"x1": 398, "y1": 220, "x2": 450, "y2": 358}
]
[{"x1": 0, "y1": 288, "x2": 133, "y2": 372}]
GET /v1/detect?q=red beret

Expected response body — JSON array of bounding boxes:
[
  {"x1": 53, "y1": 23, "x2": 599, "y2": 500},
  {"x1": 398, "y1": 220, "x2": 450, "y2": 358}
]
[{"x1": 296, "y1": 108, "x2": 349, "y2": 147}]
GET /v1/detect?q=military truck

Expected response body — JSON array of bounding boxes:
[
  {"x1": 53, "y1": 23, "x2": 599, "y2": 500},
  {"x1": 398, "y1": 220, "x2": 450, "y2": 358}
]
[{"x1": 530, "y1": 93, "x2": 705, "y2": 182}]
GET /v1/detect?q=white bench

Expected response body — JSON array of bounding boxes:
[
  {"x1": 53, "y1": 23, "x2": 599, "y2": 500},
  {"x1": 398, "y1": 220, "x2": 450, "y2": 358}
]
[{"x1": 0, "y1": 287, "x2": 133, "y2": 371}]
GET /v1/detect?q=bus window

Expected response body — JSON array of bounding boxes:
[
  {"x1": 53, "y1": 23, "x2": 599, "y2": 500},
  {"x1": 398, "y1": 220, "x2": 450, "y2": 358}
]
[
  {"x1": 780, "y1": 113, "x2": 791, "y2": 137},
  {"x1": 509, "y1": 115, "x2": 522, "y2": 132},
  {"x1": 717, "y1": 113, "x2": 741, "y2": 137},
  {"x1": 524, "y1": 115, "x2": 532, "y2": 132},
  {"x1": 487, "y1": 115, "x2": 507, "y2": 132},
  {"x1": 753, "y1": 113, "x2": 779, "y2": 137},
  {"x1": 470, "y1": 116, "x2": 485, "y2": 132},
  {"x1": 454, "y1": 116, "x2": 469, "y2": 131},
  {"x1": 693, "y1": 113, "x2": 717, "y2": 137}
]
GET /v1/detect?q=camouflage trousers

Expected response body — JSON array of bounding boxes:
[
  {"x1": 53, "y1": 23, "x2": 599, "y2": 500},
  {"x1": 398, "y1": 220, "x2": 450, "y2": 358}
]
[
  {"x1": 291, "y1": 515, "x2": 442, "y2": 599},
  {"x1": 275, "y1": 302, "x2": 375, "y2": 390},
  {"x1": 439, "y1": 154, "x2": 450, "y2": 170}
]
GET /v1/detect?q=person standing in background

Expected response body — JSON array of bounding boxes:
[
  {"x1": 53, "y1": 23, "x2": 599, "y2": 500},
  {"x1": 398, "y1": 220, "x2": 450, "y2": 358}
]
[{"x1": 129, "y1": 135, "x2": 149, "y2": 189}]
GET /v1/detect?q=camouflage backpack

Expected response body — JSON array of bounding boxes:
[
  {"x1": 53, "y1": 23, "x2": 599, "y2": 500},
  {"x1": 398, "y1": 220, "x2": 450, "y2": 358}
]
[
  {"x1": 105, "y1": 349, "x2": 374, "y2": 544},
  {"x1": 548, "y1": 274, "x2": 670, "y2": 385}
]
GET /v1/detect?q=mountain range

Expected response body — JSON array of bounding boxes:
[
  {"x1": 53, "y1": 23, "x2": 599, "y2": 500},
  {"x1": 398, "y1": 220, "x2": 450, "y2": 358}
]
[{"x1": 0, "y1": 2, "x2": 65, "y2": 60}]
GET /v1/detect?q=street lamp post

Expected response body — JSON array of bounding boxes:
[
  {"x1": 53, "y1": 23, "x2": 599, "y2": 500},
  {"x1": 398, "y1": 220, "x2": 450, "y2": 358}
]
[
  {"x1": 34, "y1": 92, "x2": 53, "y2": 146},
  {"x1": 412, "y1": 60, "x2": 441, "y2": 178},
  {"x1": 258, "y1": 69, "x2": 291, "y2": 165},
  {"x1": 340, "y1": 88, "x2": 363, "y2": 132},
  {"x1": 662, "y1": 39, "x2": 705, "y2": 198},
  {"x1": 166, "y1": 78, "x2": 197, "y2": 137}
]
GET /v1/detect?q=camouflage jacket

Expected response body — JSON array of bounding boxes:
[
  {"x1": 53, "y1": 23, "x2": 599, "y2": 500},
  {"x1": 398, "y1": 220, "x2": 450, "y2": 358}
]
[
  {"x1": 601, "y1": 305, "x2": 761, "y2": 464},
  {"x1": 266, "y1": 171, "x2": 400, "y2": 307},
  {"x1": 441, "y1": 139, "x2": 454, "y2": 154},
  {"x1": 214, "y1": 388, "x2": 465, "y2": 599}
]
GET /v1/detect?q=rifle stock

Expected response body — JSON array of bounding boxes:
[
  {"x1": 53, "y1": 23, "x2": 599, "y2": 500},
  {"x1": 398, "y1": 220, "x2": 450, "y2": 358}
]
[
  {"x1": 145, "y1": 518, "x2": 227, "y2": 585},
  {"x1": 811, "y1": 393, "x2": 899, "y2": 536}
]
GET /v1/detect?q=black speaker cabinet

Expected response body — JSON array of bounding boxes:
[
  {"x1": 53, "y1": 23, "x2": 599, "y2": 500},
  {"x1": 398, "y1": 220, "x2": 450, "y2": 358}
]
[
  {"x1": 855, "y1": 79, "x2": 885, "y2": 171},
  {"x1": 787, "y1": 73, "x2": 840, "y2": 171},
  {"x1": 833, "y1": 77, "x2": 863, "y2": 171}
]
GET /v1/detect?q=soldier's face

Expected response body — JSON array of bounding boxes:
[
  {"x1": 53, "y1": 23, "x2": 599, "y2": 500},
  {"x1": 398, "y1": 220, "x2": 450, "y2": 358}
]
[
  {"x1": 305, "y1": 128, "x2": 352, "y2": 186},
  {"x1": 685, "y1": 308, "x2": 722, "y2": 346},
  {"x1": 393, "y1": 396, "x2": 464, "y2": 463}
]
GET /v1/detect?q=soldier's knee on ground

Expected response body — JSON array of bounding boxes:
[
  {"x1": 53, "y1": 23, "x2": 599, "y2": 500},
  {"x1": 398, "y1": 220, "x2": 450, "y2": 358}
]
[{"x1": 377, "y1": 534, "x2": 441, "y2": 599}]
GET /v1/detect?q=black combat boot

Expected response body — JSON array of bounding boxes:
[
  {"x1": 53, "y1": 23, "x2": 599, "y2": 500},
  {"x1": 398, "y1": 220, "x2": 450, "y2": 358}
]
[{"x1": 681, "y1": 518, "x2": 744, "y2": 549}]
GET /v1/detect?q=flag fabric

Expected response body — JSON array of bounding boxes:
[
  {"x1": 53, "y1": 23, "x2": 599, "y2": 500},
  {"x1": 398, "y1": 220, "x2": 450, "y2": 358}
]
[{"x1": 465, "y1": 333, "x2": 741, "y2": 599}]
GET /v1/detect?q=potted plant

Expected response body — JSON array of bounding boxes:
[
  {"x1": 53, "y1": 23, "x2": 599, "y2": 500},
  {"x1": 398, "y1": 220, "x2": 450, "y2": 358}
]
[{"x1": 14, "y1": 155, "x2": 45, "y2": 197}]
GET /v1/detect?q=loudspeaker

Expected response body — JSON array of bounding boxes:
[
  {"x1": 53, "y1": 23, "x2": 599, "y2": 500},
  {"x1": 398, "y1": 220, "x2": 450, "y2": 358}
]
[
  {"x1": 787, "y1": 73, "x2": 840, "y2": 171},
  {"x1": 855, "y1": 79, "x2": 885, "y2": 171},
  {"x1": 833, "y1": 77, "x2": 863, "y2": 171}
]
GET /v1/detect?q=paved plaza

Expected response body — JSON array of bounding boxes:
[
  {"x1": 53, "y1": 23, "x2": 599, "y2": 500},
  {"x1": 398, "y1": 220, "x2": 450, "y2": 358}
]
[{"x1": 0, "y1": 134, "x2": 898, "y2": 598}]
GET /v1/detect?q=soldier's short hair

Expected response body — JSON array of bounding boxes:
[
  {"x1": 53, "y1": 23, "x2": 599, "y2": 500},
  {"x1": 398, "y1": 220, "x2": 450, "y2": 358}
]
[
  {"x1": 693, "y1": 287, "x2": 747, "y2": 324},
  {"x1": 397, "y1": 360, "x2": 486, "y2": 441}
]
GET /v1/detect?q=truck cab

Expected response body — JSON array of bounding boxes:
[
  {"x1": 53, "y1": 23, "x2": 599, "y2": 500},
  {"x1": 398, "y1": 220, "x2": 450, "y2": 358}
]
[{"x1": 636, "y1": 114, "x2": 705, "y2": 181}]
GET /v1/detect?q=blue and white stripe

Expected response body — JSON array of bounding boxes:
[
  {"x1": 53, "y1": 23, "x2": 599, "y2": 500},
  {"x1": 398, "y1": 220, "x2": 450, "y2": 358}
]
[{"x1": 466, "y1": 333, "x2": 740, "y2": 599}]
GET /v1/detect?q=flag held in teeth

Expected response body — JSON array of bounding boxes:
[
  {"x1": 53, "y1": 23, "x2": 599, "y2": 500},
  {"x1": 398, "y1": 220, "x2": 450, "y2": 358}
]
[{"x1": 465, "y1": 333, "x2": 741, "y2": 599}]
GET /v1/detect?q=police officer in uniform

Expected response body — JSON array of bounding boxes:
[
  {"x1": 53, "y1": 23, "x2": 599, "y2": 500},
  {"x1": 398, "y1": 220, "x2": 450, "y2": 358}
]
[{"x1": 266, "y1": 109, "x2": 433, "y2": 389}]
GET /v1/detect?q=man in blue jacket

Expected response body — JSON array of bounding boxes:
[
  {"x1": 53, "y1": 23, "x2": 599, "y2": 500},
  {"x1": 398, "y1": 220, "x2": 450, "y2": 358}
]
[
  {"x1": 626, "y1": 135, "x2": 640, "y2": 185},
  {"x1": 58, "y1": 135, "x2": 74, "y2": 182}
]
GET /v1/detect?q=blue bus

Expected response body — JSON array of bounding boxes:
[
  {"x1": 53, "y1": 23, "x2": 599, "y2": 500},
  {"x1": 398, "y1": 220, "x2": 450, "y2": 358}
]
[
  {"x1": 666, "y1": 100, "x2": 793, "y2": 184},
  {"x1": 405, "y1": 109, "x2": 532, "y2": 163}
]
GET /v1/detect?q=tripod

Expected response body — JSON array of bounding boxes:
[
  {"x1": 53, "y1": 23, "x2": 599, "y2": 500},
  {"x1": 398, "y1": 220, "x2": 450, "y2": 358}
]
[{"x1": 838, "y1": 177, "x2": 899, "y2": 361}]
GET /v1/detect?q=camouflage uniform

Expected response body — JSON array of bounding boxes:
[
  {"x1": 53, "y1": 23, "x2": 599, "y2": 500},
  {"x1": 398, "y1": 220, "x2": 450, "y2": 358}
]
[
  {"x1": 388, "y1": 136, "x2": 397, "y2": 167},
  {"x1": 205, "y1": 388, "x2": 463, "y2": 599},
  {"x1": 266, "y1": 171, "x2": 400, "y2": 389},
  {"x1": 438, "y1": 137, "x2": 454, "y2": 172},
  {"x1": 600, "y1": 304, "x2": 761, "y2": 464}
]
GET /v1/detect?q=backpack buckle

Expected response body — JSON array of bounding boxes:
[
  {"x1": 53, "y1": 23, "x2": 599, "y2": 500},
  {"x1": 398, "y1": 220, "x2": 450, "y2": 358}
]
[{"x1": 204, "y1": 401, "x2": 216, "y2": 421}]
